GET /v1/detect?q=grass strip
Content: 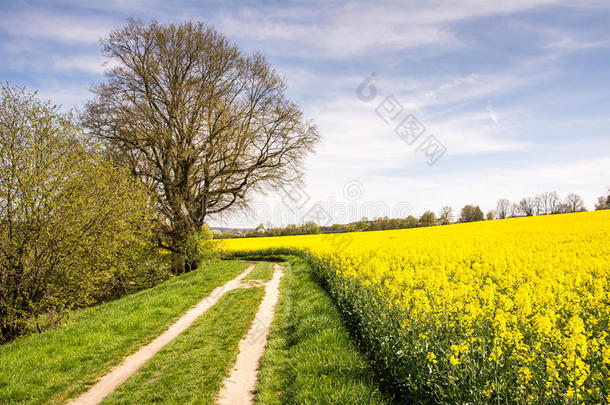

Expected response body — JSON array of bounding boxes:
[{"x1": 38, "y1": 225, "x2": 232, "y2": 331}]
[
  {"x1": 254, "y1": 256, "x2": 387, "y2": 404},
  {"x1": 243, "y1": 261, "x2": 274, "y2": 282},
  {"x1": 103, "y1": 287, "x2": 265, "y2": 404},
  {"x1": 0, "y1": 260, "x2": 248, "y2": 405}
]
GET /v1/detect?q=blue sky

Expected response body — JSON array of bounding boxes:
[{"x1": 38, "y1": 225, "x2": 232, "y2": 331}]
[{"x1": 1, "y1": 0, "x2": 609, "y2": 227}]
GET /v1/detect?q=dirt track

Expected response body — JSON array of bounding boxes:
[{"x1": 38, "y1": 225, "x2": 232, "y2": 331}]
[
  {"x1": 216, "y1": 263, "x2": 284, "y2": 405},
  {"x1": 67, "y1": 264, "x2": 255, "y2": 405}
]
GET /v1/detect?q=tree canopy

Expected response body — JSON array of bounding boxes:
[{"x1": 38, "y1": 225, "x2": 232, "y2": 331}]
[
  {"x1": 459, "y1": 205, "x2": 484, "y2": 222},
  {"x1": 83, "y1": 20, "x2": 320, "y2": 261}
]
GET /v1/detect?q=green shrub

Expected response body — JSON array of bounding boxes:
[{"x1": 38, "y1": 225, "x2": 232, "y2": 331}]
[
  {"x1": 0, "y1": 84, "x2": 161, "y2": 342},
  {"x1": 171, "y1": 224, "x2": 220, "y2": 273}
]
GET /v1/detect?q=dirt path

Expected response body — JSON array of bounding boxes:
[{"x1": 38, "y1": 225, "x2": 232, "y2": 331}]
[
  {"x1": 67, "y1": 263, "x2": 255, "y2": 405},
  {"x1": 216, "y1": 263, "x2": 284, "y2": 405}
]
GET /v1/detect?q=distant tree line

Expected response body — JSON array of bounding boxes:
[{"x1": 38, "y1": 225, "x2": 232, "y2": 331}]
[
  {"x1": 495, "y1": 191, "x2": 586, "y2": 219},
  {"x1": 216, "y1": 222, "x2": 320, "y2": 238},
  {"x1": 220, "y1": 189, "x2": 603, "y2": 239}
]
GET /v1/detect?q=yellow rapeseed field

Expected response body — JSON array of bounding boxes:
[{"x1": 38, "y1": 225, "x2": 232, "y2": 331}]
[{"x1": 223, "y1": 210, "x2": 610, "y2": 402}]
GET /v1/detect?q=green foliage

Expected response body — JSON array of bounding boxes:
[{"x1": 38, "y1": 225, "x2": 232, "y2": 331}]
[
  {"x1": 419, "y1": 210, "x2": 437, "y2": 227},
  {"x1": 405, "y1": 215, "x2": 418, "y2": 228},
  {"x1": 172, "y1": 224, "x2": 220, "y2": 273},
  {"x1": 459, "y1": 204, "x2": 485, "y2": 222},
  {"x1": 438, "y1": 206, "x2": 454, "y2": 225},
  {"x1": 327, "y1": 215, "x2": 425, "y2": 234},
  {"x1": 218, "y1": 221, "x2": 321, "y2": 239},
  {"x1": 0, "y1": 84, "x2": 161, "y2": 342}
]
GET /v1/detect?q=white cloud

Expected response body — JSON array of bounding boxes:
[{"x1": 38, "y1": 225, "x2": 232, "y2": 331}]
[
  {"x1": 0, "y1": 10, "x2": 111, "y2": 43},
  {"x1": 506, "y1": 22, "x2": 610, "y2": 53},
  {"x1": 408, "y1": 64, "x2": 556, "y2": 111},
  {"x1": 547, "y1": 37, "x2": 609, "y2": 51},
  {"x1": 427, "y1": 111, "x2": 528, "y2": 155},
  {"x1": 52, "y1": 55, "x2": 108, "y2": 74},
  {"x1": 35, "y1": 80, "x2": 92, "y2": 110},
  {"x1": 487, "y1": 102, "x2": 499, "y2": 125},
  {"x1": 214, "y1": 0, "x2": 557, "y2": 59}
]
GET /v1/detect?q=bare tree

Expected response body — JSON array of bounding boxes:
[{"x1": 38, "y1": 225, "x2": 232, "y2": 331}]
[
  {"x1": 595, "y1": 189, "x2": 610, "y2": 210},
  {"x1": 495, "y1": 198, "x2": 510, "y2": 219},
  {"x1": 83, "y1": 20, "x2": 319, "y2": 266},
  {"x1": 534, "y1": 193, "x2": 544, "y2": 215},
  {"x1": 534, "y1": 194, "x2": 543, "y2": 215},
  {"x1": 564, "y1": 193, "x2": 585, "y2": 213},
  {"x1": 536, "y1": 191, "x2": 560, "y2": 215},
  {"x1": 486, "y1": 210, "x2": 495, "y2": 220},
  {"x1": 549, "y1": 192, "x2": 562, "y2": 214},
  {"x1": 438, "y1": 206, "x2": 454, "y2": 225},
  {"x1": 517, "y1": 197, "x2": 536, "y2": 216}
]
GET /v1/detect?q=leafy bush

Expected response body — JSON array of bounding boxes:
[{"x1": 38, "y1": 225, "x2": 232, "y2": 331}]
[
  {"x1": 171, "y1": 224, "x2": 220, "y2": 273},
  {"x1": 0, "y1": 84, "x2": 162, "y2": 342}
]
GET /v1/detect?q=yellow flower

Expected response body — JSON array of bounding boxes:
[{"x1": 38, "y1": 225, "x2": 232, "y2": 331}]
[{"x1": 224, "y1": 210, "x2": 610, "y2": 401}]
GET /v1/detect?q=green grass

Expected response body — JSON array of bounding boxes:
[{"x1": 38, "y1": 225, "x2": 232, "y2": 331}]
[
  {"x1": 1, "y1": 257, "x2": 389, "y2": 404},
  {"x1": 0, "y1": 260, "x2": 248, "y2": 405},
  {"x1": 243, "y1": 261, "x2": 274, "y2": 282},
  {"x1": 253, "y1": 256, "x2": 387, "y2": 404},
  {"x1": 103, "y1": 287, "x2": 265, "y2": 404}
]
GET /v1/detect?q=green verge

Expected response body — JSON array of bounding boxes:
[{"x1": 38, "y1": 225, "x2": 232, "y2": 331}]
[
  {"x1": 244, "y1": 261, "x2": 274, "y2": 282},
  {"x1": 253, "y1": 256, "x2": 387, "y2": 404},
  {"x1": 103, "y1": 287, "x2": 265, "y2": 404},
  {"x1": 0, "y1": 260, "x2": 248, "y2": 405}
]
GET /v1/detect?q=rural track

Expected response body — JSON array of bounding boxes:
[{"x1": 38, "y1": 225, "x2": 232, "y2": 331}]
[
  {"x1": 67, "y1": 263, "x2": 256, "y2": 405},
  {"x1": 216, "y1": 262, "x2": 284, "y2": 405}
]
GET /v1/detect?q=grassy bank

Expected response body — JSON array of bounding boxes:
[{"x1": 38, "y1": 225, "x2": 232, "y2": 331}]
[
  {"x1": 0, "y1": 260, "x2": 248, "y2": 404},
  {"x1": 253, "y1": 256, "x2": 386, "y2": 404}
]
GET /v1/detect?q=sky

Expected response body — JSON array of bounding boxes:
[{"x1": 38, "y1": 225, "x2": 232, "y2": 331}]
[{"x1": 1, "y1": 0, "x2": 609, "y2": 228}]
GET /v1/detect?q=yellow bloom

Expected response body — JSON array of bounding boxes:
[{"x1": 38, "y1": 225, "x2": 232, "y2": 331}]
[
  {"x1": 224, "y1": 210, "x2": 610, "y2": 401},
  {"x1": 449, "y1": 355, "x2": 461, "y2": 366}
]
